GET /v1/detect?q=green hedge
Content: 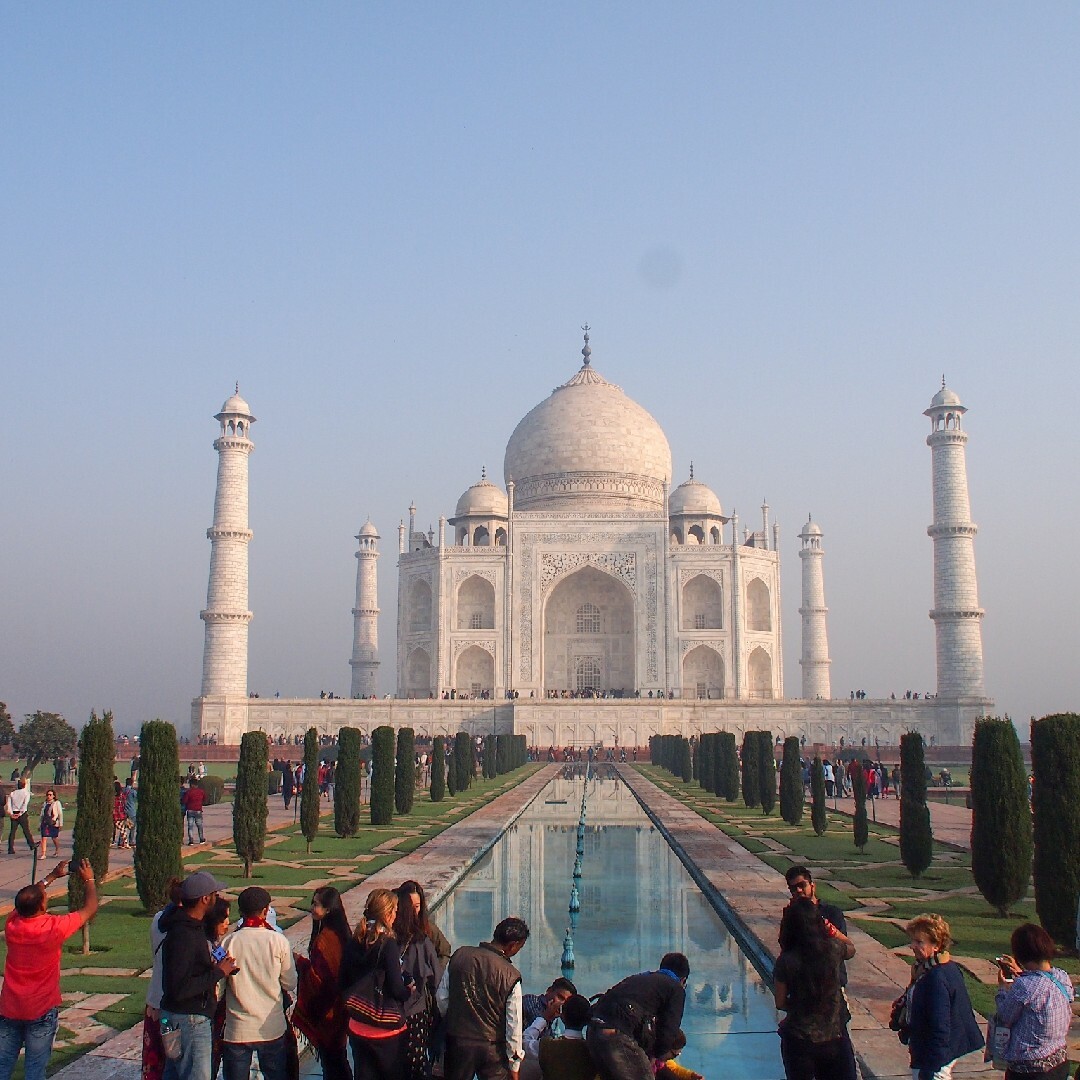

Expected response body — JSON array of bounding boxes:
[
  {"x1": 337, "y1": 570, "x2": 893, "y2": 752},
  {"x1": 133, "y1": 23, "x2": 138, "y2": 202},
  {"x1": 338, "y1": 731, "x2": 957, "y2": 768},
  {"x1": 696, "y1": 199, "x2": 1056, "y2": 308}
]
[{"x1": 200, "y1": 775, "x2": 226, "y2": 805}]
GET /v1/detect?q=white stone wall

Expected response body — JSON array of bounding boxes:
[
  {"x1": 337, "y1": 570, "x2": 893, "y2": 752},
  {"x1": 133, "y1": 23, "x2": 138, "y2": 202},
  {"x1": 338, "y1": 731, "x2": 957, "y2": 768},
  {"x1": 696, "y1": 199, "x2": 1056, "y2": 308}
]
[{"x1": 193, "y1": 695, "x2": 991, "y2": 751}]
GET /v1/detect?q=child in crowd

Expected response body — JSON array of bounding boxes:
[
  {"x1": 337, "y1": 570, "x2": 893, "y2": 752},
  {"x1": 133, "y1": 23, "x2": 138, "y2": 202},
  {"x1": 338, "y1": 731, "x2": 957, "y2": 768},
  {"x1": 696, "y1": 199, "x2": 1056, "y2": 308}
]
[{"x1": 654, "y1": 1030, "x2": 704, "y2": 1080}]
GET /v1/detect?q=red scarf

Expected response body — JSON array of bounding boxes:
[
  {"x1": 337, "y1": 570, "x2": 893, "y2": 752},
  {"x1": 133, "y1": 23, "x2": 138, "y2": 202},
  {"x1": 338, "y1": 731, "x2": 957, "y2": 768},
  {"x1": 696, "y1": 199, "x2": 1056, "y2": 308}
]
[{"x1": 242, "y1": 915, "x2": 272, "y2": 930}]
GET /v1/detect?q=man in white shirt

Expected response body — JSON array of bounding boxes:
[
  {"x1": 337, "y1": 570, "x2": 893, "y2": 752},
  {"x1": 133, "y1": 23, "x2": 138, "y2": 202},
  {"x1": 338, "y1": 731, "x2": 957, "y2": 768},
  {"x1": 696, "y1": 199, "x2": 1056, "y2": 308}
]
[
  {"x1": 5, "y1": 779, "x2": 34, "y2": 855},
  {"x1": 220, "y1": 887, "x2": 297, "y2": 1080}
]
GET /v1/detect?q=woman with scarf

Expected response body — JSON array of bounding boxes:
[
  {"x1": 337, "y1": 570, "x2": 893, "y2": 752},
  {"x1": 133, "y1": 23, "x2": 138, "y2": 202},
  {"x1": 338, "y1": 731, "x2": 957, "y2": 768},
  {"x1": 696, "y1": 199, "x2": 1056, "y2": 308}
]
[
  {"x1": 293, "y1": 887, "x2": 352, "y2": 1080},
  {"x1": 340, "y1": 889, "x2": 416, "y2": 1080},
  {"x1": 903, "y1": 914, "x2": 983, "y2": 1080},
  {"x1": 773, "y1": 896, "x2": 857, "y2": 1079},
  {"x1": 394, "y1": 883, "x2": 441, "y2": 1079}
]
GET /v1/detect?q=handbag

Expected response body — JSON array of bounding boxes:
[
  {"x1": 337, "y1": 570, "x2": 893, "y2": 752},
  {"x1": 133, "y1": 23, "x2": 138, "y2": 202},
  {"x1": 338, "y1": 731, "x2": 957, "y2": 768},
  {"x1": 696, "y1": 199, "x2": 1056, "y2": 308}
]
[
  {"x1": 984, "y1": 1013, "x2": 1010, "y2": 1069},
  {"x1": 888, "y1": 991, "x2": 910, "y2": 1045},
  {"x1": 344, "y1": 943, "x2": 405, "y2": 1031},
  {"x1": 159, "y1": 1019, "x2": 183, "y2": 1061}
]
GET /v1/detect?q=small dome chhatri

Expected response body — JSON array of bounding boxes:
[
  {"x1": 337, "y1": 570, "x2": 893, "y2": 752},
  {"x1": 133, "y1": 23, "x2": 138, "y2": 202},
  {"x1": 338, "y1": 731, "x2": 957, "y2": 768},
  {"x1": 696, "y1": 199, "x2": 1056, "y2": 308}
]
[
  {"x1": 358, "y1": 518, "x2": 379, "y2": 538},
  {"x1": 217, "y1": 382, "x2": 254, "y2": 420},
  {"x1": 668, "y1": 466, "x2": 723, "y2": 518},
  {"x1": 453, "y1": 467, "x2": 509, "y2": 520},
  {"x1": 503, "y1": 329, "x2": 672, "y2": 511},
  {"x1": 930, "y1": 376, "x2": 963, "y2": 410}
]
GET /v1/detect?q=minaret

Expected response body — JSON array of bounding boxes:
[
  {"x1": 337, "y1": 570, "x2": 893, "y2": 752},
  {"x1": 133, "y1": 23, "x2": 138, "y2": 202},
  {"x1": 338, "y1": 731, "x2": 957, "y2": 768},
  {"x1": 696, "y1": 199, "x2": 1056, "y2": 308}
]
[
  {"x1": 200, "y1": 387, "x2": 255, "y2": 697},
  {"x1": 925, "y1": 380, "x2": 985, "y2": 697},
  {"x1": 349, "y1": 519, "x2": 381, "y2": 698},
  {"x1": 798, "y1": 517, "x2": 831, "y2": 700}
]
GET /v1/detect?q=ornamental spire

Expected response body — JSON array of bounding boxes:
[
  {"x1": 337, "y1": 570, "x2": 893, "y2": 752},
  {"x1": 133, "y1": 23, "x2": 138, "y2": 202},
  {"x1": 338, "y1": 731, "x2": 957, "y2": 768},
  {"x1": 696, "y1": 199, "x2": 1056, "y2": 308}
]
[{"x1": 581, "y1": 324, "x2": 591, "y2": 366}]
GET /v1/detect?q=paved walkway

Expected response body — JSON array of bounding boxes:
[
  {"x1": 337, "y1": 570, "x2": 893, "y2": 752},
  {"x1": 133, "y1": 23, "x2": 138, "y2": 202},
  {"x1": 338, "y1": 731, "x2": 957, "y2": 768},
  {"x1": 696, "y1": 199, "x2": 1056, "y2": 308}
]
[{"x1": 829, "y1": 792, "x2": 975, "y2": 850}]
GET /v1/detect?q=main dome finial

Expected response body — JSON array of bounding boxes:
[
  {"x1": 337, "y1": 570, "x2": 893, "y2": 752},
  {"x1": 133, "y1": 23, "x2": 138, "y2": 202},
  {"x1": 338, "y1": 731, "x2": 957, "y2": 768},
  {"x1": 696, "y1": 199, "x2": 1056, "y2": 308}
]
[{"x1": 581, "y1": 324, "x2": 591, "y2": 366}]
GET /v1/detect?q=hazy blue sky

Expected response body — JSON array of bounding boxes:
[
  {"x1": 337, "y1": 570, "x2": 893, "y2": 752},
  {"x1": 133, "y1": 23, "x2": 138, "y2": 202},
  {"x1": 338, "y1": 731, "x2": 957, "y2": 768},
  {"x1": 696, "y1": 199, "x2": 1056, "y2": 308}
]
[{"x1": 3, "y1": 4, "x2": 1078, "y2": 735}]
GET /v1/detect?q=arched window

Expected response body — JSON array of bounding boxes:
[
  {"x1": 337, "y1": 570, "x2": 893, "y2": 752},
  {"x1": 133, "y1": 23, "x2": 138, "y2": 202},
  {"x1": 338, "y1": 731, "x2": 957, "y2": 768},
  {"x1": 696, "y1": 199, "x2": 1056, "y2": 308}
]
[
  {"x1": 687, "y1": 525, "x2": 705, "y2": 545},
  {"x1": 576, "y1": 603, "x2": 601, "y2": 633},
  {"x1": 682, "y1": 575, "x2": 722, "y2": 630},
  {"x1": 408, "y1": 579, "x2": 432, "y2": 632},
  {"x1": 747, "y1": 578, "x2": 771, "y2": 632},
  {"x1": 494, "y1": 527, "x2": 507, "y2": 546},
  {"x1": 575, "y1": 656, "x2": 602, "y2": 693},
  {"x1": 457, "y1": 575, "x2": 496, "y2": 630},
  {"x1": 709, "y1": 526, "x2": 720, "y2": 544},
  {"x1": 473, "y1": 525, "x2": 490, "y2": 546}
]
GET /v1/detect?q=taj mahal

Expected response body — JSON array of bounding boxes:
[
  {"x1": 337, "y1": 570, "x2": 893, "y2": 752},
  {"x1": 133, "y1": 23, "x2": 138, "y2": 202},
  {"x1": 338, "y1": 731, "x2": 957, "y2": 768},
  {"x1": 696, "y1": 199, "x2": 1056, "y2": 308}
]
[{"x1": 192, "y1": 331, "x2": 992, "y2": 748}]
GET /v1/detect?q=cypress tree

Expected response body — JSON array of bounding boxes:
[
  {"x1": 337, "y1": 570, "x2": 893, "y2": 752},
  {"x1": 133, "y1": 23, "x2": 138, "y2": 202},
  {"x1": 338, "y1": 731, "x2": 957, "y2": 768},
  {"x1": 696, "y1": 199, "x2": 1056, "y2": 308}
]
[
  {"x1": 300, "y1": 727, "x2": 320, "y2": 853},
  {"x1": 134, "y1": 720, "x2": 183, "y2": 911},
  {"x1": 810, "y1": 756, "x2": 828, "y2": 835},
  {"x1": 779, "y1": 736, "x2": 803, "y2": 825},
  {"x1": 395, "y1": 727, "x2": 416, "y2": 815},
  {"x1": 1031, "y1": 713, "x2": 1080, "y2": 943},
  {"x1": 697, "y1": 734, "x2": 713, "y2": 792},
  {"x1": 69, "y1": 710, "x2": 115, "y2": 953},
  {"x1": 691, "y1": 737, "x2": 699, "y2": 782},
  {"x1": 430, "y1": 735, "x2": 446, "y2": 802},
  {"x1": 370, "y1": 726, "x2": 396, "y2": 825},
  {"x1": 741, "y1": 731, "x2": 761, "y2": 808},
  {"x1": 483, "y1": 734, "x2": 496, "y2": 779},
  {"x1": 900, "y1": 732, "x2": 933, "y2": 879},
  {"x1": 233, "y1": 730, "x2": 269, "y2": 877},
  {"x1": 758, "y1": 732, "x2": 777, "y2": 815},
  {"x1": 971, "y1": 717, "x2": 1032, "y2": 917},
  {"x1": 678, "y1": 737, "x2": 693, "y2": 783},
  {"x1": 446, "y1": 736, "x2": 458, "y2": 795},
  {"x1": 454, "y1": 732, "x2": 473, "y2": 790},
  {"x1": 334, "y1": 728, "x2": 362, "y2": 837},
  {"x1": 719, "y1": 732, "x2": 740, "y2": 801},
  {"x1": 496, "y1": 733, "x2": 510, "y2": 775},
  {"x1": 852, "y1": 764, "x2": 869, "y2": 852}
]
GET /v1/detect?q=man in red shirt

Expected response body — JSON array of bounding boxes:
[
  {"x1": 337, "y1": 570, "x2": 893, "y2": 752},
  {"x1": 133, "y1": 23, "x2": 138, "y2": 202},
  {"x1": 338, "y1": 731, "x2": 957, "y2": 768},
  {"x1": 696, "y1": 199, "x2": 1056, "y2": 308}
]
[
  {"x1": 0, "y1": 859, "x2": 98, "y2": 1080},
  {"x1": 182, "y1": 779, "x2": 206, "y2": 845}
]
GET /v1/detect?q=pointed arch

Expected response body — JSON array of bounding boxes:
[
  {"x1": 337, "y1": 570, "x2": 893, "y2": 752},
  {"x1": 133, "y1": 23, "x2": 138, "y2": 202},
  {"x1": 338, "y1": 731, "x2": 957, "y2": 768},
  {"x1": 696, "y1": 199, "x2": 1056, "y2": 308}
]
[
  {"x1": 747, "y1": 577, "x2": 771, "y2": 631},
  {"x1": 681, "y1": 574, "x2": 723, "y2": 630},
  {"x1": 457, "y1": 575, "x2": 495, "y2": 629},
  {"x1": 748, "y1": 647, "x2": 773, "y2": 699},
  {"x1": 682, "y1": 645, "x2": 724, "y2": 699}
]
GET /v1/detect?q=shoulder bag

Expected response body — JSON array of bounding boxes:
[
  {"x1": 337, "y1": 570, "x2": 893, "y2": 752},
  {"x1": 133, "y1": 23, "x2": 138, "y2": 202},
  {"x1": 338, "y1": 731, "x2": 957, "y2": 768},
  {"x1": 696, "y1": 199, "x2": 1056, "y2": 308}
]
[
  {"x1": 985, "y1": 971, "x2": 1071, "y2": 1070},
  {"x1": 344, "y1": 941, "x2": 405, "y2": 1031}
]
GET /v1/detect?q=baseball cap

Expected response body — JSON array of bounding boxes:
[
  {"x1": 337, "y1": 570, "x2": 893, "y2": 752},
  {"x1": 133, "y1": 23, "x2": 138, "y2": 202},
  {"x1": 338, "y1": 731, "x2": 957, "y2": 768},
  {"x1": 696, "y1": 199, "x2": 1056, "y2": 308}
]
[{"x1": 179, "y1": 871, "x2": 228, "y2": 901}]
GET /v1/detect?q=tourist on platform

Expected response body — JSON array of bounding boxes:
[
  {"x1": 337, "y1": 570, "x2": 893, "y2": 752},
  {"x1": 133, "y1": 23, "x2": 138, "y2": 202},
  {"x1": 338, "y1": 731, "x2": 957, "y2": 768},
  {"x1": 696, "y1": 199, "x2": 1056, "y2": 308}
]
[
  {"x1": 281, "y1": 763, "x2": 294, "y2": 810},
  {"x1": 774, "y1": 897, "x2": 857, "y2": 1080},
  {"x1": 993, "y1": 923, "x2": 1074, "y2": 1080},
  {"x1": 0, "y1": 860, "x2": 97, "y2": 1080},
  {"x1": 585, "y1": 953, "x2": 689, "y2": 1080},
  {"x1": 538, "y1": 995, "x2": 594, "y2": 1080},
  {"x1": 293, "y1": 887, "x2": 351, "y2": 1080},
  {"x1": 203, "y1": 897, "x2": 232, "y2": 1080},
  {"x1": 341, "y1": 889, "x2": 414, "y2": 1080},
  {"x1": 220, "y1": 888, "x2": 296, "y2": 1080},
  {"x1": 902, "y1": 914, "x2": 983, "y2": 1080},
  {"x1": 183, "y1": 779, "x2": 206, "y2": 846},
  {"x1": 436, "y1": 917, "x2": 530, "y2": 1080},
  {"x1": 123, "y1": 777, "x2": 138, "y2": 849},
  {"x1": 781, "y1": 866, "x2": 850, "y2": 986},
  {"x1": 38, "y1": 790, "x2": 63, "y2": 858},
  {"x1": 4, "y1": 778, "x2": 35, "y2": 855},
  {"x1": 654, "y1": 1030, "x2": 703, "y2": 1080},
  {"x1": 522, "y1": 977, "x2": 577, "y2": 1029},
  {"x1": 394, "y1": 884, "x2": 441, "y2": 1080},
  {"x1": 113, "y1": 779, "x2": 130, "y2": 848}
]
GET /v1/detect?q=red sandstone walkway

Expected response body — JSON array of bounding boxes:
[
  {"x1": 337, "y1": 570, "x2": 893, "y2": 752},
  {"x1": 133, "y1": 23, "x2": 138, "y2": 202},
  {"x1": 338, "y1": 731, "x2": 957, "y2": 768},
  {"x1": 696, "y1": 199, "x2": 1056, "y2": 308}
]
[{"x1": 830, "y1": 792, "x2": 975, "y2": 849}]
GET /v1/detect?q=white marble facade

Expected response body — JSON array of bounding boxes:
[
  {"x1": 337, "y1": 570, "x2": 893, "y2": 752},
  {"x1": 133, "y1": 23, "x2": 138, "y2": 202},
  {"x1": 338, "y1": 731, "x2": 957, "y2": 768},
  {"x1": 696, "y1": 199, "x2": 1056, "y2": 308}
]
[{"x1": 395, "y1": 333, "x2": 783, "y2": 701}]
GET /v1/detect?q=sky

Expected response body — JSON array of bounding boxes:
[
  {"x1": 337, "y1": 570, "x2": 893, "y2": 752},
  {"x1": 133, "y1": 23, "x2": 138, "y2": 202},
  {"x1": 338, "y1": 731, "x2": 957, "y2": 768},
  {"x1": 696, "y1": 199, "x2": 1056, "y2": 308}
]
[{"x1": 2, "y1": 4, "x2": 1079, "y2": 736}]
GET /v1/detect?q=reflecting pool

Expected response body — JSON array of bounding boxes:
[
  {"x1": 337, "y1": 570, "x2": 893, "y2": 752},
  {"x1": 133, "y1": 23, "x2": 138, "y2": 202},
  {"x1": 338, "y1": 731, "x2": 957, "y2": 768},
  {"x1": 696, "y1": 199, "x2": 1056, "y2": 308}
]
[{"x1": 434, "y1": 768, "x2": 784, "y2": 1078}]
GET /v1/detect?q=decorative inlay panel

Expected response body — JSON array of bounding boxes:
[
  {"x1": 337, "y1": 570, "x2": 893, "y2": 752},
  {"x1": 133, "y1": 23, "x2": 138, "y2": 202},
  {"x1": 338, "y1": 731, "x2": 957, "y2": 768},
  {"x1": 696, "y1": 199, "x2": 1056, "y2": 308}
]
[{"x1": 540, "y1": 552, "x2": 637, "y2": 596}]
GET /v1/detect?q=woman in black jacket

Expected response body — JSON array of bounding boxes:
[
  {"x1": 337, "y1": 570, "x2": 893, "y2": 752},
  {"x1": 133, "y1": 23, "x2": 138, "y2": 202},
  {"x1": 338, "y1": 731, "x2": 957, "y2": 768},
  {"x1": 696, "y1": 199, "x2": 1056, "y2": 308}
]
[
  {"x1": 340, "y1": 888, "x2": 415, "y2": 1080},
  {"x1": 773, "y1": 897, "x2": 857, "y2": 1079}
]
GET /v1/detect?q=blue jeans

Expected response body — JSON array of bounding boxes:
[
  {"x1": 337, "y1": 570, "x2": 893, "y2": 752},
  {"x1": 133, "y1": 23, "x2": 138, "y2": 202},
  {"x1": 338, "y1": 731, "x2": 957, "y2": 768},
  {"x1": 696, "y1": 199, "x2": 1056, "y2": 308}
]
[
  {"x1": 186, "y1": 812, "x2": 205, "y2": 844},
  {"x1": 222, "y1": 1036, "x2": 288, "y2": 1080},
  {"x1": 162, "y1": 1013, "x2": 212, "y2": 1080},
  {"x1": 0, "y1": 1007, "x2": 60, "y2": 1080}
]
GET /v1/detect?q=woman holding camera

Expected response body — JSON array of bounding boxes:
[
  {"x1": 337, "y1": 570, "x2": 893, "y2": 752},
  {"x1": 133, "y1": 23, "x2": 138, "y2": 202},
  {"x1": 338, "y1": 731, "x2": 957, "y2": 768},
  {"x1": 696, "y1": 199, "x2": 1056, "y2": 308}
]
[{"x1": 994, "y1": 923, "x2": 1074, "y2": 1079}]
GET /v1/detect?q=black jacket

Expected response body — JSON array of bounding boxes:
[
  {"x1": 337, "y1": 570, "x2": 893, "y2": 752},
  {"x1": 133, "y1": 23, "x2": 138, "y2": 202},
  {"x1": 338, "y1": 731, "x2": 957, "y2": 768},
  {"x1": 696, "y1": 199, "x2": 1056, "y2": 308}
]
[
  {"x1": 591, "y1": 970, "x2": 686, "y2": 1058},
  {"x1": 340, "y1": 935, "x2": 411, "y2": 1007},
  {"x1": 160, "y1": 906, "x2": 223, "y2": 1018}
]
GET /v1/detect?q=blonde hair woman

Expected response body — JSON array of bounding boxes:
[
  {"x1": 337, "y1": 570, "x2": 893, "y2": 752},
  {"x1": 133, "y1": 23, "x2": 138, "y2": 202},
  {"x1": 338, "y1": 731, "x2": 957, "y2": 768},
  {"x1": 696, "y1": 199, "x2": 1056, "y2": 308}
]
[
  {"x1": 903, "y1": 914, "x2": 983, "y2": 1080},
  {"x1": 340, "y1": 889, "x2": 415, "y2": 1079}
]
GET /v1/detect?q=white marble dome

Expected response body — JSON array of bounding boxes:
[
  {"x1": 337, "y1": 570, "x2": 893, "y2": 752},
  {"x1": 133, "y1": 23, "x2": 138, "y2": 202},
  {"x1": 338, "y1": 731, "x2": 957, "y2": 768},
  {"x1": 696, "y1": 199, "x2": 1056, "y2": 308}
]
[
  {"x1": 503, "y1": 339, "x2": 672, "y2": 511},
  {"x1": 358, "y1": 519, "x2": 379, "y2": 538},
  {"x1": 453, "y1": 471, "x2": 509, "y2": 519},
  {"x1": 930, "y1": 385, "x2": 963, "y2": 408},
  {"x1": 217, "y1": 390, "x2": 254, "y2": 418},
  {"x1": 668, "y1": 473, "x2": 722, "y2": 517}
]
